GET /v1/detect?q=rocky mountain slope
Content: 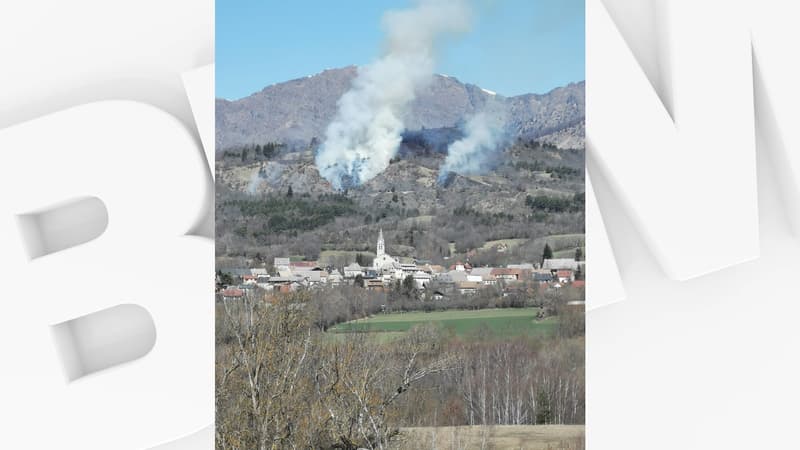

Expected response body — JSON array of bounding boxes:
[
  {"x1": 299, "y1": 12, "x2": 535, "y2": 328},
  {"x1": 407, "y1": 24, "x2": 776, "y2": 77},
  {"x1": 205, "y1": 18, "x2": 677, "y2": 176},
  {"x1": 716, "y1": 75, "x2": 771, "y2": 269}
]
[
  {"x1": 216, "y1": 69, "x2": 585, "y2": 264},
  {"x1": 216, "y1": 66, "x2": 584, "y2": 152}
]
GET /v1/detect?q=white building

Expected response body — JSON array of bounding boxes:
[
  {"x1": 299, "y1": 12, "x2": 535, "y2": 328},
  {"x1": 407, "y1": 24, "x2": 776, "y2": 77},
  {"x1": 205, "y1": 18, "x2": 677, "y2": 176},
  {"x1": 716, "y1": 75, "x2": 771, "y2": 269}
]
[
  {"x1": 274, "y1": 257, "x2": 291, "y2": 271},
  {"x1": 413, "y1": 271, "x2": 432, "y2": 289},
  {"x1": 344, "y1": 262, "x2": 364, "y2": 278},
  {"x1": 372, "y1": 229, "x2": 401, "y2": 273},
  {"x1": 469, "y1": 267, "x2": 497, "y2": 285},
  {"x1": 542, "y1": 258, "x2": 581, "y2": 271}
]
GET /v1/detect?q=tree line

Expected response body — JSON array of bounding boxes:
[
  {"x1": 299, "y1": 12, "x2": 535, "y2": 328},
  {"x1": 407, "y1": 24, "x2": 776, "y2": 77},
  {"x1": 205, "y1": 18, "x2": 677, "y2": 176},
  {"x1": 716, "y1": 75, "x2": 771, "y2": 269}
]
[
  {"x1": 216, "y1": 289, "x2": 584, "y2": 449},
  {"x1": 525, "y1": 192, "x2": 585, "y2": 214},
  {"x1": 222, "y1": 142, "x2": 284, "y2": 162}
]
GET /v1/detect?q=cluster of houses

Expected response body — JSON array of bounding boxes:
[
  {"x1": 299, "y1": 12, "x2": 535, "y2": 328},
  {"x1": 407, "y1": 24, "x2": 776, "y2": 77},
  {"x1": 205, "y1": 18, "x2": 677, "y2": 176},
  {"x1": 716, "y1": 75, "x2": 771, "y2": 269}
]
[{"x1": 218, "y1": 230, "x2": 585, "y2": 301}]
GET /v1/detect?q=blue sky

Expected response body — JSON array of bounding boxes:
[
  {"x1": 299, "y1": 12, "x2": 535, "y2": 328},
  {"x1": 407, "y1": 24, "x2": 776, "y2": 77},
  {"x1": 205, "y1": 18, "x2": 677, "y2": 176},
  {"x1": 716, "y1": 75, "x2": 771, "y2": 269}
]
[{"x1": 216, "y1": 0, "x2": 584, "y2": 100}]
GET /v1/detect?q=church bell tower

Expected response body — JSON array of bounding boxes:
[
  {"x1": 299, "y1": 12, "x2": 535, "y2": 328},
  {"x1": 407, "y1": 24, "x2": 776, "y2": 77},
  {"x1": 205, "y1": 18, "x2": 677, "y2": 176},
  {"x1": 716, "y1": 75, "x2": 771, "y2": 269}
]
[{"x1": 377, "y1": 228, "x2": 385, "y2": 257}]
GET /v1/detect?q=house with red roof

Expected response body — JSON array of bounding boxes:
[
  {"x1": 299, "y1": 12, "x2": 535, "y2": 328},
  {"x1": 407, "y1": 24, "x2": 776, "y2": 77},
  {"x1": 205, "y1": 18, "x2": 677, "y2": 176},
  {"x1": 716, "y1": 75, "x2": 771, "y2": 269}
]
[
  {"x1": 490, "y1": 268, "x2": 529, "y2": 282},
  {"x1": 556, "y1": 270, "x2": 574, "y2": 283},
  {"x1": 221, "y1": 288, "x2": 245, "y2": 301}
]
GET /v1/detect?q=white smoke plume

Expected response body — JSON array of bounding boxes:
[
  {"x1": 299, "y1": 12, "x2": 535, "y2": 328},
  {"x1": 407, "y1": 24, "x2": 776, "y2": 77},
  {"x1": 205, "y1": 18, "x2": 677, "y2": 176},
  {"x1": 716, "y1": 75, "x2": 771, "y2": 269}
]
[
  {"x1": 316, "y1": 0, "x2": 472, "y2": 190},
  {"x1": 247, "y1": 162, "x2": 284, "y2": 194},
  {"x1": 247, "y1": 163, "x2": 268, "y2": 195},
  {"x1": 247, "y1": 169, "x2": 262, "y2": 195},
  {"x1": 438, "y1": 106, "x2": 508, "y2": 183}
]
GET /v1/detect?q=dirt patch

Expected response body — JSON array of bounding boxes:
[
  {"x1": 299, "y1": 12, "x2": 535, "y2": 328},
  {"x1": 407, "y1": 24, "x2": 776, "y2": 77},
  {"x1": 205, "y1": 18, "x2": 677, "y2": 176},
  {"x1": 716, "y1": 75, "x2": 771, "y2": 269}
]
[{"x1": 394, "y1": 425, "x2": 585, "y2": 450}]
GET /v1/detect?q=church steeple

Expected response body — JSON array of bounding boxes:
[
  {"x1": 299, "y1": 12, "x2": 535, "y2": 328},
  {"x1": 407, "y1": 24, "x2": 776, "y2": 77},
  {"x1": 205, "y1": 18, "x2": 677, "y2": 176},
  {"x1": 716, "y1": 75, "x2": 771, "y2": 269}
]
[{"x1": 377, "y1": 228, "x2": 385, "y2": 257}]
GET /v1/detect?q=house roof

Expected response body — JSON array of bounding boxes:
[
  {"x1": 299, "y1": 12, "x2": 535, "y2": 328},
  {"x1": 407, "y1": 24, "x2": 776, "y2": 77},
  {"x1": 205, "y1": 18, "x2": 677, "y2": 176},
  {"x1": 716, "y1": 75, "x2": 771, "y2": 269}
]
[
  {"x1": 572, "y1": 280, "x2": 585, "y2": 288},
  {"x1": 300, "y1": 272, "x2": 323, "y2": 282},
  {"x1": 491, "y1": 268, "x2": 517, "y2": 276},
  {"x1": 508, "y1": 263, "x2": 535, "y2": 270},
  {"x1": 269, "y1": 275, "x2": 300, "y2": 283},
  {"x1": 446, "y1": 271, "x2": 469, "y2": 282},
  {"x1": 543, "y1": 258, "x2": 580, "y2": 270},
  {"x1": 456, "y1": 281, "x2": 481, "y2": 290},
  {"x1": 220, "y1": 268, "x2": 250, "y2": 277},
  {"x1": 436, "y1": 274, "x2": 455, "y2": 284},
  {"x1": 344, "y1": 262, "x2": 362, "y2": 271},
  {"x1": 556, "y1": 270, "x2": 573, "y2": 277},
  {"x1": 534, "y1": 273, "x2": 553, "y2": 281},
  {"x1": 470, "y1": 267, "x2": 494, "y2": 276},
  {"x1": 221, "y1": 288, "x2": 244, "y2": 297}
]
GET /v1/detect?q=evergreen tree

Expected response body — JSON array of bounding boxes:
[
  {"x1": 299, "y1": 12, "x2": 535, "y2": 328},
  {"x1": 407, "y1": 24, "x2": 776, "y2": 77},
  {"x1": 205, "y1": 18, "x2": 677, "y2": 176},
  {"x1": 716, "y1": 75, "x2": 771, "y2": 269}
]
[
  {"x1": 287, "y1": 185, "x2": 293, "y2": 197},
  {"x1": 216, "y1": 270, "x2": 234, "y2": 287},
  {"x1": 542, "y1": 243, "x2": 553, "y2": 262},
  {"x1": 402, "y1": 274, "x2": 416, "y2": 297}
]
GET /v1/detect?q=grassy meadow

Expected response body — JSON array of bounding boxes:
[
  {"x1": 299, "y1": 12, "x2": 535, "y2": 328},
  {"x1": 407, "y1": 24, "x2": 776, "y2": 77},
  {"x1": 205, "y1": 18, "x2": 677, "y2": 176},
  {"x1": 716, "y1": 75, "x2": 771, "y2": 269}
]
[{"x1": 328, "y1": 307, "x2": 557, "y2": 339}]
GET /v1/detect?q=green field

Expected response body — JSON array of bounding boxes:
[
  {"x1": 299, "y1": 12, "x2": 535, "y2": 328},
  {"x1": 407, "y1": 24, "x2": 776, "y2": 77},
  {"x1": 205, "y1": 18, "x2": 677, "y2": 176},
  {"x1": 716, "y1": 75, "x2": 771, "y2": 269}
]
[
  {"x1": 554, "y1": 246, "x2": 585, "y2": 258},
  {"x1": 329, "y1": 308, "x2": 556, "y2": 338}
]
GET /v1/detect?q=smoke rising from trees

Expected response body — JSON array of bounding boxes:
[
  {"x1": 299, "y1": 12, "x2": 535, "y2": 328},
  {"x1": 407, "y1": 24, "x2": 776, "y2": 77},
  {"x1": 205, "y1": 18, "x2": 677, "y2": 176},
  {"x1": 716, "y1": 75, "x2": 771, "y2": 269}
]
[
  {"x1": 316, "y1": 0, "x2": 472, "y2": 190},
  {"x1": 438, "y1": 104, "x2": 508, "y2": 183}
]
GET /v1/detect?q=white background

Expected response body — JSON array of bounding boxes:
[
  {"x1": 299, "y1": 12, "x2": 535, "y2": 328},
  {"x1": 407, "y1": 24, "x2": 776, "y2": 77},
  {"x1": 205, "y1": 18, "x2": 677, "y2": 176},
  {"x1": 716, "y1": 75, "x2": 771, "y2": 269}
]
[
  {"x1": 588, "y1": 0, "x2": 800, "y2": 448},
  {"x1": 0, "y1": 1, "x2": 214, "y2": 449}
]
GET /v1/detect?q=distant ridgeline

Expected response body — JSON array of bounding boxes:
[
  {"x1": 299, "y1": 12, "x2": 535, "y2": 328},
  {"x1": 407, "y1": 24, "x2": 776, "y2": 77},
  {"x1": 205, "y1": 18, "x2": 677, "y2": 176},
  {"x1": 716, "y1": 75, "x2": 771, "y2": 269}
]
[{"x1": 215, "y1": 66, "x2": 584, "y2": 153}]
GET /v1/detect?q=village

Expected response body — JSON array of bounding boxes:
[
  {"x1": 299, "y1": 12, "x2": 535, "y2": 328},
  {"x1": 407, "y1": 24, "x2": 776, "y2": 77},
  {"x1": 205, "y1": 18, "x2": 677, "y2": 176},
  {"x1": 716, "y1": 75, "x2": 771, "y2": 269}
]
[{"x1": 217, "y1": 229, "x2": 585, "y2": 303}]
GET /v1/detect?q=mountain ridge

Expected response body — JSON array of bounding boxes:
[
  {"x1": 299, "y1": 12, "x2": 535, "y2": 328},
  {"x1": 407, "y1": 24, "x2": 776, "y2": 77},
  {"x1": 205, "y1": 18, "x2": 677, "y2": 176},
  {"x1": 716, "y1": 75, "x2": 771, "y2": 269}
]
[{"x1": 215, "y1": 66, "x2": 584, "y2": 152}]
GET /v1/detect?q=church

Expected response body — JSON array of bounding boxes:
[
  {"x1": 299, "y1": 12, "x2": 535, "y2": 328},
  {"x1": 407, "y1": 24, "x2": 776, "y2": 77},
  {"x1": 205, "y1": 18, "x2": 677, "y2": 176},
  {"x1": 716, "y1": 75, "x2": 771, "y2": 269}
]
[{"x1": 372, "y1": 229, "x2": 401, "y2": 273}]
